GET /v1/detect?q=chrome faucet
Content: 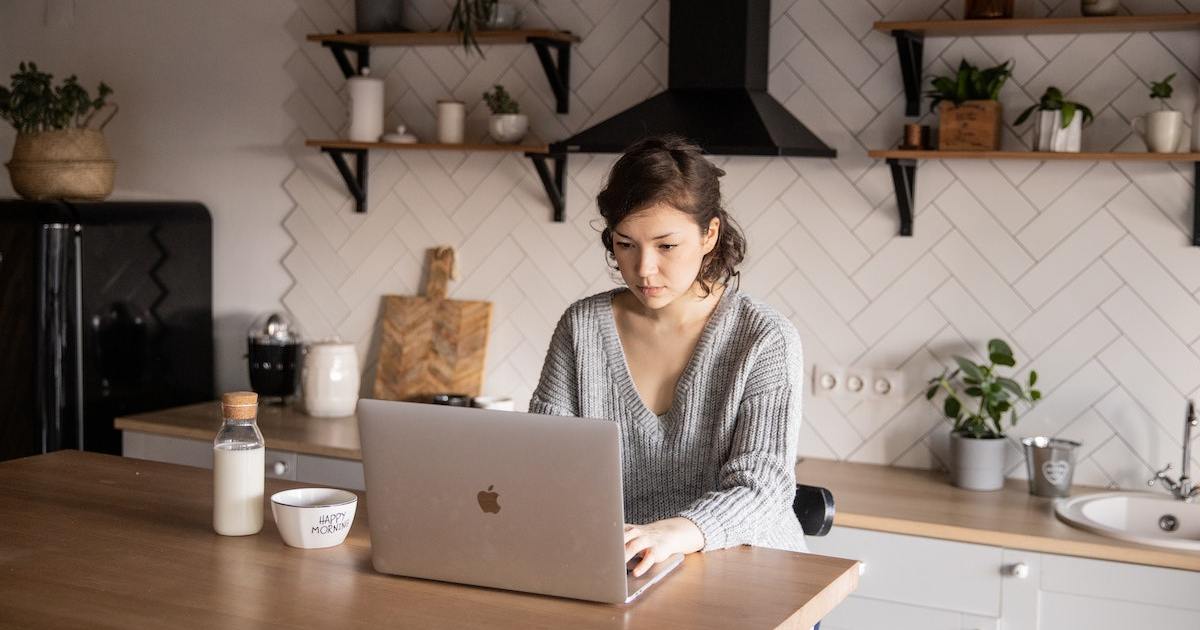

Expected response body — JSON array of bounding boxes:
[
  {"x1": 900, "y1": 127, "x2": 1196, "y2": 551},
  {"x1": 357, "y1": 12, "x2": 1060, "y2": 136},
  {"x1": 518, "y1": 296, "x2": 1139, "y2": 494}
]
[{"x1": 1148, "y1": 400, "x2": 1199, "y2": 502}]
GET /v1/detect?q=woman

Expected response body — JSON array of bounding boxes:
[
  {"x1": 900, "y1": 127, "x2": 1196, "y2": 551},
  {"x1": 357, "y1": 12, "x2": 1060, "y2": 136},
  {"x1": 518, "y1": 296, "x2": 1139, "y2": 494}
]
[{"x1": 529, "y1": 134, "x2": 805, "y2": 579}]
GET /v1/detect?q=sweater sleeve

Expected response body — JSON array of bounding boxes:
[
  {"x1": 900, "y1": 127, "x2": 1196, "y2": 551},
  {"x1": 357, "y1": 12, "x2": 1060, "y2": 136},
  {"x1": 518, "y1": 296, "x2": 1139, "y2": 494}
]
[
  {"x1": 527, "y1": 307, "x2": 579, "y2": 417},
  {"x1": 677, "y1": 323, "x2": 803, "y2": 551}
]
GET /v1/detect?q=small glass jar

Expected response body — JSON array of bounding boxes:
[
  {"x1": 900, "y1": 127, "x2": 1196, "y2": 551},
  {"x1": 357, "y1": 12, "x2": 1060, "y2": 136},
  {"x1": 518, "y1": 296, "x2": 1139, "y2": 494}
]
[{"x1": 213, "y1": 391, "x2": 266, "y2": 536}]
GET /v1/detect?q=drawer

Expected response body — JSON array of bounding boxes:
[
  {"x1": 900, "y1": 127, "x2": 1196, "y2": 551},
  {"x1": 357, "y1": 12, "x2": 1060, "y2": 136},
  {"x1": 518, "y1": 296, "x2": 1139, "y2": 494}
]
[
  {"x1": 264, "y1": 450, "x2": 297, "y2": 480},
  {"x1": 295, "y1": 453, "x2": 365, "y2": 490},
  {"x1": 123, "y1": 432, "x2": 212, "y2": 468},
  {"x1": 1038, "y1": 552, "x2": 1200, "y2": 613},
  {"x1": 806, "y1": 527, "x2": 1003, "y2": 618}
]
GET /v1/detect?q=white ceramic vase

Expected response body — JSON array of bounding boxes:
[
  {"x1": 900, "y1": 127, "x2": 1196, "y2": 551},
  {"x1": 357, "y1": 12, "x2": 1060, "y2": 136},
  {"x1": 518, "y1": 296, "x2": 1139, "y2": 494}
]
[
  {"x1": 437, "y1": 100, "x2": 466, "y2": 144},
  {"x1": 1080, "y1": 0, "x2": 1119, "y2": 16},
  {"x1": 1033, "y1": 110, "x2": 1082, "y2": 152},
  {"x1": 488, "y1": 113, "x2": 528, "y2": 144},
  {"x1": 302, "y1": 341, "x2": 360, "y2": 418},
  {"x1": 1132, "y1": 110, "x2": 1184, "y2": 153}
]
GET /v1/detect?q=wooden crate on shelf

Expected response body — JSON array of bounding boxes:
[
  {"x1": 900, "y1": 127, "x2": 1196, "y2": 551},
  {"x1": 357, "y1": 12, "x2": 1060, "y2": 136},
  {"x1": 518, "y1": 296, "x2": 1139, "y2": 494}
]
[{"x1": 937, "y1": 100, "x2": 1002, "y2": 151}]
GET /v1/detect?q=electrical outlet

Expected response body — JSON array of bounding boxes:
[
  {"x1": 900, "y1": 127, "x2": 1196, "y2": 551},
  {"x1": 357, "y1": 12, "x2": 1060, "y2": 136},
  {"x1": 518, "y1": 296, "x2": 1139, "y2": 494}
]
[{"x1": 811, "y1": 365, "x2": 905, "y2": 400}]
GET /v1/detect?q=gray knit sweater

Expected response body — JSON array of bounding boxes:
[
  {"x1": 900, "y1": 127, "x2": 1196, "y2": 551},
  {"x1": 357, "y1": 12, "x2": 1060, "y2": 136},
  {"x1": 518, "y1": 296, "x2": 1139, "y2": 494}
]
[{"x1": 528, "y1": 286, "x2": 806, "y2": 553}]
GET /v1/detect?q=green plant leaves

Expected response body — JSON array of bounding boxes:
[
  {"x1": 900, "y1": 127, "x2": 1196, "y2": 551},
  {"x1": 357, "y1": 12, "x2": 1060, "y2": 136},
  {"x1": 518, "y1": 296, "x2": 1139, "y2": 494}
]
[
  {"x1": 0, "y1": 61, "x2": 112, "y2": 133},
  {"x1": 954, "y1": 356, "x2": 984, "y2": 382},
  {"x1": 944, "y1": 396, "x2": 961, "y2": 419},
  {"x1": 926, "y1": 58, "x2": 1013, "y2": 107},
  {"x1": 930, "y1": 337, "x2": 1040, "y2": 439},
  {"x1": 482, "y1": 84, "x2": 519, "y2": 114},
  {"x1": 1150, "y1": 73, "x2": 1176, "y2": 101}
]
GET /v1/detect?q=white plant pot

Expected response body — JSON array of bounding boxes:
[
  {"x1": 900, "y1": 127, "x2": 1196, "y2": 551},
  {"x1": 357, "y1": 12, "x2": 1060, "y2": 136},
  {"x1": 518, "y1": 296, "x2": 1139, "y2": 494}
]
[
  {"x1": 1033, "y1": 110, "x2": 1082, "y2": 152},
  {"x1": 950, "y1": 432, "x2": 1008, "y2": 491},
  {"x1": 488, "y1": 113, "x2": 528, "y2": 144}
]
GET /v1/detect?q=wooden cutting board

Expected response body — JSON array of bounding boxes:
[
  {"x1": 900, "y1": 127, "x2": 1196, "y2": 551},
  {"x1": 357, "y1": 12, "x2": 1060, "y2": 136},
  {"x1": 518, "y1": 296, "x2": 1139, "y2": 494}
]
[{"x1": 371, "y1": 247, "x2": 492, "y2": 401}]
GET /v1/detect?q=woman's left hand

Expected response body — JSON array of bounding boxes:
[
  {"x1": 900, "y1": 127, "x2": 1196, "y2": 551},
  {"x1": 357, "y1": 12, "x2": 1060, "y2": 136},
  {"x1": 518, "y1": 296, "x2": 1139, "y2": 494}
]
[{"x1": 623, "y1": 517, "x2": 705, "y2": 577}]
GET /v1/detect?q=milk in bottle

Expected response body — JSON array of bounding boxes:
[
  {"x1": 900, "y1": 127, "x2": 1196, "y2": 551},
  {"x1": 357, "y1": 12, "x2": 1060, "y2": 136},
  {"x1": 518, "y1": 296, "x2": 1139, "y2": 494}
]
[{"x1": 213, "y1": 391, "x2": 265, "y2": 536}]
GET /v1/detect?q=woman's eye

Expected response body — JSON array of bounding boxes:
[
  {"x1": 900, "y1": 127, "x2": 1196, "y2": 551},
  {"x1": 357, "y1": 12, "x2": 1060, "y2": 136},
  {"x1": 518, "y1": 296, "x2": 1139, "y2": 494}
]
[
  {"x1": 617, "y1": 242, "x2": 634, "y2": 249},
  {"x1": 659, "y1": 244, "x2": 677, "y2": 251}
]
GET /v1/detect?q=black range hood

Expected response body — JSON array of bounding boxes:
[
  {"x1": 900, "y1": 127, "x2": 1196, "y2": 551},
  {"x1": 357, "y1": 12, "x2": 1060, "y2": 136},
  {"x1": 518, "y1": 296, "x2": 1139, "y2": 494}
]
[{"x1": 550, "y1": 0, "x2": 836, "y2": 158}]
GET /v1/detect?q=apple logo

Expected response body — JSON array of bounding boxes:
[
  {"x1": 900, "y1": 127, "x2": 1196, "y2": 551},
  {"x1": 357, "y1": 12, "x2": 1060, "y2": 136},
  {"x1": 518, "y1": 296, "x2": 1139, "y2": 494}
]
[{"x1": 477, "y1": 485, "x2": 501, "y2": 514}]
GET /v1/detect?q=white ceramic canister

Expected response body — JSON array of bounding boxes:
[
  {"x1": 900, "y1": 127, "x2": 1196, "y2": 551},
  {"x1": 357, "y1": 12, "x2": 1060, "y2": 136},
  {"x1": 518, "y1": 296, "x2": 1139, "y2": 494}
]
[
  {"x1": 302, "y1": 340, "x2": 360, "y2": 417},
  {"x1": 437, "y1": 100, "x2": 466, "y2": 144},
  {"x1": 348, "y1": 68, "x2": 384, "y2": 142}
]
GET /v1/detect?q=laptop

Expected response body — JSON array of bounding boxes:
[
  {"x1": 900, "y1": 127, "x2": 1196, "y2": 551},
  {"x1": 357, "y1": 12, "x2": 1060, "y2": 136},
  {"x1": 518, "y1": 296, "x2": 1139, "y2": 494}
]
[{"x1": 356, "y1": 398, "x2": 683, "y2": 604}]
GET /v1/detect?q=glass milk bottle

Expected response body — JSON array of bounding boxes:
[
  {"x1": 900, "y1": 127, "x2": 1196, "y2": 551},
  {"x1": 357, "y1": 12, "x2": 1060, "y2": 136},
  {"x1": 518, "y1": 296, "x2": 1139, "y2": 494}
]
[{"x1": 213, "y1": 391, "x2": 265, "y2": 536}]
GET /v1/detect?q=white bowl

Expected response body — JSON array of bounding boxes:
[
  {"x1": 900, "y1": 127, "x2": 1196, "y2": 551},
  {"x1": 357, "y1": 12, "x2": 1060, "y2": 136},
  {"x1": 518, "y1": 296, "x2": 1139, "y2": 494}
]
[{"x1": 270, "y1": 487, "x2": 358, "y2": 549}]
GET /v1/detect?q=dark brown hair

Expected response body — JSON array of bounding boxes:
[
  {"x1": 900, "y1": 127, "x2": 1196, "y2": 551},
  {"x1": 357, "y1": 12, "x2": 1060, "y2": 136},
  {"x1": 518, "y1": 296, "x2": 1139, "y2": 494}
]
[{"x1": 596, "y1": 134, "x2": 746, "y2": 296}]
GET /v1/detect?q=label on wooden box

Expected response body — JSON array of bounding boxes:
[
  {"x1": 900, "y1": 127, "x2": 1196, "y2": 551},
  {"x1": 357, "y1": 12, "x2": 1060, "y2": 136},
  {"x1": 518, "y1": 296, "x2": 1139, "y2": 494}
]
[{"x1": 938, "y1": 100, "x2": 1002, "y2": 151}]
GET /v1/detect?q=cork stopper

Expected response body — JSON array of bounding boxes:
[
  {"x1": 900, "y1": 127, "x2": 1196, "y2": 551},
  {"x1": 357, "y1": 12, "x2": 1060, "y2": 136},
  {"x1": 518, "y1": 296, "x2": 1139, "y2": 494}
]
[{"x1": 221, "y1": 391, "x2": 258, "y2": 420}]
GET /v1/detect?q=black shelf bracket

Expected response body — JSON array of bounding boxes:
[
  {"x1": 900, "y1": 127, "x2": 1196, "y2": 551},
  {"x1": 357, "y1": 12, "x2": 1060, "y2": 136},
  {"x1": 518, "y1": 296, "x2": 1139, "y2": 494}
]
[
  {"x1": 322, "y1": 147, "x2": 368, "y2": 213},
  {"x1": 322, "y1": 40, "x2": 371, "y2": 78},
  {"x1": 887, "y1": 158, "x2": 916, "y2": 237},
  {"x1": 529, "y1": 37, "x2": 572, "y2": 113},
  {"x1": 526, "y1": 153, "x2": 566, "y2": 222},
  {"x1": 1194, "y1": 162, "x2": 1200, "y2": 246},
  {"x1": 894, "y1": 30, "x2": 924, "y2": 117}
]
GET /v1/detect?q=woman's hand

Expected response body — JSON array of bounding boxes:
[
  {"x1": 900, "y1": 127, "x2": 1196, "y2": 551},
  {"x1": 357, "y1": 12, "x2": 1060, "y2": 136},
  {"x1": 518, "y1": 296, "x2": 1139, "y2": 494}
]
[{"x1": 623, "y1": 517, "x2": 705, "y2": 577}]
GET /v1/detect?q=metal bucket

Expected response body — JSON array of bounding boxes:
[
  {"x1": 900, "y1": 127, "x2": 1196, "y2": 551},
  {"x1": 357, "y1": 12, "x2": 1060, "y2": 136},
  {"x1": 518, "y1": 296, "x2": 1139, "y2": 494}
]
[{"x1": 1021, "y1": 437, "x2": 1081, "y2": 497}]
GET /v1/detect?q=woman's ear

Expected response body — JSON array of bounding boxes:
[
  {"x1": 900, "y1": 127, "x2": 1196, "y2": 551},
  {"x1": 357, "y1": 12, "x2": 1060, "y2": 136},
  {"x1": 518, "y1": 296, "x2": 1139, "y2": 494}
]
[{"x1": 702, "y1": 217, "x2": 721, "y2": 255}]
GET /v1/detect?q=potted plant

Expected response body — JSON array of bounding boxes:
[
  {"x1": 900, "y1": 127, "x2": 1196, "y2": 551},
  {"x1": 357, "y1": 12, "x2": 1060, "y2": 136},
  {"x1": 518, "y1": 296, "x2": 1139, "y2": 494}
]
[
  {"x1": 448, "y1": 0, "x2": 524, "y2": 57},
  {"x1": 0, "y1": 61, "x2": 117, "y2": 201},
  {"x1": 926, "y1": 59, "x2": 1013, "y2": 151},
  {"x1": 925, "y1": 338, "x2": 1042, "y2": 491},
  {"x1": 483, "y1": 84, "x2": 527, "y2": 144},
  {"x1": 1132, "y1": 73, "x2": 1183, "y2": 153},
  {"x1": 965, "y1": 0, "x2": 1014, "y2": 19},
  {"x1": 1014, "y1": 86, "x2": 1094, "y2": 153}
]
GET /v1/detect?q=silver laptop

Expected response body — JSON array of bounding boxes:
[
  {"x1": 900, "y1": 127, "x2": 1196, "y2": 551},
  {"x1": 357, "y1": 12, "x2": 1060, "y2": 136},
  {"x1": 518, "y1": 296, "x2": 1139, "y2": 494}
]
[{"x1": 357, "y1": 398, "x2": 683, "y2": 604}]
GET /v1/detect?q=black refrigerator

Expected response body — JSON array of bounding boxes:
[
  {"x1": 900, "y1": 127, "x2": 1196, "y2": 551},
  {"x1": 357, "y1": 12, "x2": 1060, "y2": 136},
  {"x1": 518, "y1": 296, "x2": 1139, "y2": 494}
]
[{"x1": 0, "y1": 200, "x2": 214, "y2": 461}]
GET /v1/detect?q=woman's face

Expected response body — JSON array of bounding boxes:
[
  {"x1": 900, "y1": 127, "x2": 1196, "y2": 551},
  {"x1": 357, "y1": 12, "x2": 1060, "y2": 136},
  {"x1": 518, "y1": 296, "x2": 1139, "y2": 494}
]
[{"x1": 611, "y1": 203, "x2": 720, "y2": 310}]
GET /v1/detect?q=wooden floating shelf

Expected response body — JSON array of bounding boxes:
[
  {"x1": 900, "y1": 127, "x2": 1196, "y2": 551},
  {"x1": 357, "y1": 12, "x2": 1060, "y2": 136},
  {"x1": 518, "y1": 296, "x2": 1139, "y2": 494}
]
[
  {"x1": 306, "y1": 139, "x2": 565, "y2": 221},
  {"x1": 305, "y1": 30, "x2": 578, "y2": 220},
  {"x1": 871, "y1": 148, "x2": 1200, "y2": 246},
  {"x1": 307, "y1": 30, "x2": 580, "y2": 46},
  {"x1": 874, "y1": 14, "x2": 1200, "y2": 36},
  {"x1": 869, "y1": 149, "x2": 1200, "y2": 161},
  {"x1": 306, "y1": 139, "x2": 550, "y2": 154}
]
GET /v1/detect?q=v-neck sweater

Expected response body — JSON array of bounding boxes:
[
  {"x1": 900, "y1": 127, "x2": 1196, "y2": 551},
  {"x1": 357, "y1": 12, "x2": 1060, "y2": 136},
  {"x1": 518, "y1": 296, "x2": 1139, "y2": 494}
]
[{"x1": 528, "y1": 287, "x2": 806, "y2": 552}]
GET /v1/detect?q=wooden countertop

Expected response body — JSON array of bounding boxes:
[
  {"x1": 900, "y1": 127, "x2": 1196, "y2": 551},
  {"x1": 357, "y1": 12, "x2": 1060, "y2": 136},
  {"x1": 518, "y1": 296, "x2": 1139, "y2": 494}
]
[
  {"x1": 116, "y1": 401, "x2": 362, "y2": 459},
  {"x1": 0, "y1": 451, "x2": 859, "y2": 629},
  {"x1": 117, "y1": 403, "x2": 1200, "y2": 572},
  {"x1": 796, "y1": 458, "x2": 1200, "y2": 572}
]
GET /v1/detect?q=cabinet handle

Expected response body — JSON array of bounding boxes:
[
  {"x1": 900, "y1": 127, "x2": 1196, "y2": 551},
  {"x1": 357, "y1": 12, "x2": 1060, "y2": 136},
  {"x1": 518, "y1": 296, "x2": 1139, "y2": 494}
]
[
  {"x1": 1003, "y1": 562, "x2": 1029, "y2": 579},
  {"x1": 273, "y1": 461, "x2": 288, "y2": 476}
]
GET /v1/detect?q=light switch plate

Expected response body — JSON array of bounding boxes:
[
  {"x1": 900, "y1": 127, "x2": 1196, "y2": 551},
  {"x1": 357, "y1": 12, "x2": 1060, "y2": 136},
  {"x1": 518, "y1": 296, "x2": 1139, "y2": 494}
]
[{"x1": 811, "y1": 365, "x2": 905, "y2": 400}]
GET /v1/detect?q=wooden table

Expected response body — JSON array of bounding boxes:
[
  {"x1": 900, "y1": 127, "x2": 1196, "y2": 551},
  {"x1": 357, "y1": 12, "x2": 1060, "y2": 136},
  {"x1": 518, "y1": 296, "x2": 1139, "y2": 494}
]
[{"x1": 0, "y1": 451, "x2": 859, "y2": 629}]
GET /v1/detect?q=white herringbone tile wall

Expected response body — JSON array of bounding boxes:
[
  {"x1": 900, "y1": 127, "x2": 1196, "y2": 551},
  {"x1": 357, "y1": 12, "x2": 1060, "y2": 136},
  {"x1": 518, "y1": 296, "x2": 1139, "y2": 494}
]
[{"x1": 282, "y1": 0, "x2": 1200, "y2": 488}]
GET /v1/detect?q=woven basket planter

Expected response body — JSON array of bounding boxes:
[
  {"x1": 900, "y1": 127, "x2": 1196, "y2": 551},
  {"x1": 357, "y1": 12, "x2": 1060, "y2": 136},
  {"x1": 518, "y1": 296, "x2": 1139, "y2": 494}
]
[{"x1": 6, "y1": 129, "x2": 116, "y2": 200}]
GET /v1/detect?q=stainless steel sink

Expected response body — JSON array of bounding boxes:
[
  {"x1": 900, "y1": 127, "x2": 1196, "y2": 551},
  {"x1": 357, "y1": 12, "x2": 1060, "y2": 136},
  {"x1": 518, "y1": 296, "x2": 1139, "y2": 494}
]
[{"x1": 1055, "y1": 491, "x2": 1200, "y2": 551}]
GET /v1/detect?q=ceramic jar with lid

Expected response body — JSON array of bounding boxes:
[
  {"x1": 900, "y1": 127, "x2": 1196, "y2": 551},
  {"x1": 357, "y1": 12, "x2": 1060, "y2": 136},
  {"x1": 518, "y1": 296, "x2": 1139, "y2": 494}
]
[{"x1": 302, "y1": 340, "x2": 360, "y2": 418}]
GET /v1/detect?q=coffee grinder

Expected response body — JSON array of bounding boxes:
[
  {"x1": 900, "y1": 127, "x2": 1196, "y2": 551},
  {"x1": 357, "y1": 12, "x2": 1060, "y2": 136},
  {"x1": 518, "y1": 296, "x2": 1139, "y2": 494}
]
[{"x1": 247, "y1": 312, "x2": 302, "y2": 404}]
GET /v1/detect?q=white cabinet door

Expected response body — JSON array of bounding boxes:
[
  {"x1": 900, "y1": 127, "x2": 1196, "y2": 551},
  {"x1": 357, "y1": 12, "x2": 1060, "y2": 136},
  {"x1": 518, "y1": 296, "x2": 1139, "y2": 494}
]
[
  {"x1": 820, "y1": 595, "x2": 999, "y2": 630},
  {"x1": 807, "y1": 527, "x2": 1005, "y2": 619},
  {"x1": 1030, "y1": 552, "x2": 1200, "y2": 630}
]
